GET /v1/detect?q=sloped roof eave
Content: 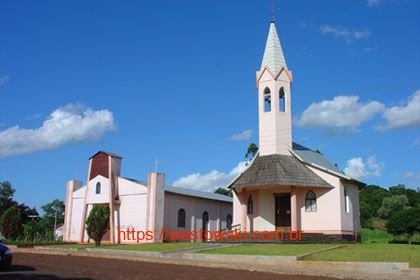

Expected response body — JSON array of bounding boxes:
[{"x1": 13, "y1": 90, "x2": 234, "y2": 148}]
[
  {"x1": 230, "y1": 154, "x2": 333, "y2": 190},
  {"x1": 288, "y1": 148, "x2": 365, "y2": 187}
]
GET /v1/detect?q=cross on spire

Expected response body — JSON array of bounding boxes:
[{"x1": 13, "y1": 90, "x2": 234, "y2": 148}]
[
  {"x1": 154, "y1": 158, "x2": 160, "y2": 172},
  {"x1": 271, "y1": 0, "x2": 275, "y2": 23}
]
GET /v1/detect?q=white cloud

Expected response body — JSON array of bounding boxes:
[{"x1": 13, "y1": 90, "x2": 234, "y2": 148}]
[
  {"x1": 320, "y1": 25, "x2": 370, "y2": 43},
  {"x1": 0, "y1": 75, "x2": 10, "y2": 85},
  {"x1": 172, "y1": 161, "x2": 248, "y2": 192},
  {"x1": 344, "y1": 156, "x2": 384, "y2": 180},
  {"x1": 401, "y1": 171, "x2": 415, "y2": 179},
  {"x1": 0, "y1": 103, "x2": 116, "y2": 157},
  {"x1": 367, "y1": 0, "x2": 382, "y2": 7},
  {"x1": 229, "y1": 129, "x2": 253, "y2": 141},
  {"x1": 379, "y1": 90, "x2": 420, "y2": 130},
  {"x1": 296, "y1": 95, "x2": 384, "y2": 135}
]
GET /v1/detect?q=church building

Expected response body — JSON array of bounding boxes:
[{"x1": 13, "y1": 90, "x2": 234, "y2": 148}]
[
  {"x1": 63, "y1": 151, "x2": 232, "y2": 244},
  {"x1": 228, "y1": 19, "x2": 363, "y2": 240}
]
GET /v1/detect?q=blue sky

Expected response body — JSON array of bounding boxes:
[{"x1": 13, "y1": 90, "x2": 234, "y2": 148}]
[{"x1": 0, "y1": 0, "x2": 419, "y2": 211}]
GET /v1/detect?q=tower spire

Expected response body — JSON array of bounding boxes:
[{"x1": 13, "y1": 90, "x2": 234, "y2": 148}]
[{"x1": 260, "y1": 20, "x2": 287, "y2": 73}]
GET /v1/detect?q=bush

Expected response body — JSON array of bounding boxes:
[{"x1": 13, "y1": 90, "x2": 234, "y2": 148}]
[
  {"x1": 0, "y1": 206, "x2": 23, "y2": 240},
  {"x1": 86, "y1": 205, "x2": 109, "y2": 246},
  {"x1": 387, "y1": 207, "x2": 420, "y2": 245},
  {"x1": 22, "y1": 219, "x2": 54, "y2": 242}
]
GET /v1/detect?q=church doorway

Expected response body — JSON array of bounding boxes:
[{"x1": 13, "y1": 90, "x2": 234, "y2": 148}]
[
  {"x1": 275, "y1": 194, "x2": 291, "y2": 229},
  {"x1": 201, "y1": 211, "x2": 209, "y2": 241}
]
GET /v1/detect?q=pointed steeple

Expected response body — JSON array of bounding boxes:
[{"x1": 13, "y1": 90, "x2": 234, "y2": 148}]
[{"x1": 260, "y1": 21, "x2": 287, "y2": 73}]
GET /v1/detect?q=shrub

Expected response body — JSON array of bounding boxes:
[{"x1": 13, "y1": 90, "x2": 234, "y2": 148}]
[
  {"x1": 0, "y1": 206, "x2": 23, "y2": 240},
  {"x1": 387, "y1": 207, "x2": 420, "y2": 245},
  {"x1": 86, "y1": 205, "x2": 109, "y2": 246}
]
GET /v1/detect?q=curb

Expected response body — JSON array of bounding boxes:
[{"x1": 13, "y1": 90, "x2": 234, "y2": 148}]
[
  {"x1": 12, "y1": 247, "x2": 419, "y2": 280},
  {"x1": 296, "y1": 245, "x2": 345, "y2": 260}
]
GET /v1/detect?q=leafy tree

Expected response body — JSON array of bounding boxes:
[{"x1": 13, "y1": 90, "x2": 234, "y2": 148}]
[
  {"x1": 215, "y1": 187, "x2": 233, "y2": 197},
  {"x1": 0, "y1": 206, "x2": 23, "y2": 240},
  {"x1": 19, "y1": 204, "x2": 39, "y2": 224},
  {"x1": 377, "y1": 195, "x2": 409, "y2": 219},
  {"x1": 359, "y1": 185, "x2": 389, "y2": 224},
  {"x1": 41, "y1": 199, "x2": 65, "y2": 230},
  {"x1": 387, "y1": 207, "x2": 420, "y2": 245},
  {"x1": 245, "y1": 143, "x2": 258, "y2": 160},
  {"x1": 0, "y1": 181, "x2": 17, "y2": 214},
  {"x1": 388, "y1": 184, "x2": 420, "y2": 207},
  {"x1": 86, "y1": 205, "x2": 110, "y2": 246}
]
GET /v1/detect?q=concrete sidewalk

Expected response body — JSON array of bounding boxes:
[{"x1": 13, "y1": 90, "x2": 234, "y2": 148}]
[{"x1": 10, "y1": 246, "x2": 420, "y2": 280}]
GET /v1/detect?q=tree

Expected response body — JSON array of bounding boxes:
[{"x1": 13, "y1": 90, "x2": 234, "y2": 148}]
[
  {"x1": 19, "y1": 204, "x2": 39, "y2": 224},
  {"x1": 0, "y1": 181, "x2": 17, "y2": 214},
  {"x1": 0, "y1": 206, "x2": 23, "y2": 240},
  {"x1": 86, "y1": 205, "x2": 110, "y2": 246},
  {"x1": 359, "y1": 185, "x2": 389, "y2": 224},
  {"x1": 377, "y1": 195, "x2": 409, "y2": 219},
  {"x1": 215, "y1": 187, "x2": 232, "y2": 197},
  {"x1": 387, "y1": 207, "x2": 420, "y2": 245},
  {"x1": 245, "y1": 143, "x2": 258, "y2": 160},
  {"x1": 388, "y1": 184, "x2": 420, "y2": 208},
  {"x1": 41, "y1": 199, "x2": 65, "y2": 230}
]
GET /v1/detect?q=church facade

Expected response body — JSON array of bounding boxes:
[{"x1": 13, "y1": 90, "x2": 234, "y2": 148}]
[
  {"x1": 228, "y1": 20, "x2": 363, "y2": 240},
  {"x1": 63, "y1": 151, "x2": 232, "y2": 244}
]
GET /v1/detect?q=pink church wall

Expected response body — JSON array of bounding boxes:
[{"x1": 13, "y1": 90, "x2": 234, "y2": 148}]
[{"x1": 164, "y1": 193, "x2": 232, "y2": 242}]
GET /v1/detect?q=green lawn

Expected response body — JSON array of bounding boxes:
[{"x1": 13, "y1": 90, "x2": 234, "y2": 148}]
[
  {"x1": 303, "y1": 243, "x2": 420, "y2": 268},
  {"x1": 197, "y1": 244, "x2": 334, "y2": 256},
  {"x1": 361, "y1": 228, "x2": 420, "y2": 244},
  {"x1": 48, "y1": 242, "x2": 206, "y2": 252}
]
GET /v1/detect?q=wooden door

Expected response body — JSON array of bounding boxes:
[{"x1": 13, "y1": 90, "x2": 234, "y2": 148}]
[{"x1": 275, "y1": 194, "x2": 291, "y2": 228}]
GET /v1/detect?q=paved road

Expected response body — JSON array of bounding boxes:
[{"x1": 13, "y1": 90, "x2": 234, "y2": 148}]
[{"x1": 0, "y1": 252, "x2": 341, "y2": 280}]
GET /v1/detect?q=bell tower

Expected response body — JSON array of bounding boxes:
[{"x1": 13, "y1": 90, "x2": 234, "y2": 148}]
[{"x1": 256, "y1": 16, "x2": 293, "y2": 156}]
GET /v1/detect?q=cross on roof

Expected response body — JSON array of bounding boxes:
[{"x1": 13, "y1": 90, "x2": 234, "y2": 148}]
[{"x1": 154, "y1": 158, "x2": 160, "y2": 172}]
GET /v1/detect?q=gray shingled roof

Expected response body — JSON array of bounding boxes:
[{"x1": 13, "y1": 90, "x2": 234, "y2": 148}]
[
  {"x1": 165, "y1": 186, "x2": 232, "y2": 203},
  {"x1": 121, "y1": 177, "x2": 232, "y2": 203},
  {"x1": 229, "y1": 154, "x2": 332, "y2": 189},
  {"x1": 292, "y1": 143, "x2": 344, "y2": 175}
]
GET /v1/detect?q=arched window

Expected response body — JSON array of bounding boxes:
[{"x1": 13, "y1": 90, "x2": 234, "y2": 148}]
[
  {"x1": 247, "y1": 195, "x2": 254, "y2": 214},
  {"x1": 279, "y1": 87, "x2": 286, "y2": 112},
  {"x1": 226, "y1": 214, "x2": 232, "y2": 230},
  {"x1": 264, "y1": 87, "x2": 271, "y2": 112},
  {"x1": 305, "y1": 191, "x2": 317, "y2": 212},
  {"x1": 201, "y1": 211, "x2": 209, "y2": 241},
  {"x1": 95, "y1": 182, "x2": 101, "y2": 194},
  {"x1": 177, "y1": 208, "x2": 186, "y2": 228}
]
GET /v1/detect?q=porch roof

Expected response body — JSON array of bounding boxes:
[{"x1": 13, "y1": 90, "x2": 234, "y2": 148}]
[{"x1": 228, "y1": 154, "x2": 333, "y2": 189}]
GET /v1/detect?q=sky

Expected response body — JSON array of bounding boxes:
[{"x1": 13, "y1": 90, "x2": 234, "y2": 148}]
[{"x1": 0, "y1": 0, "x2": 419, "y2": 211}]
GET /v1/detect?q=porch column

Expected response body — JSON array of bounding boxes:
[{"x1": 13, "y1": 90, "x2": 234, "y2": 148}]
[
  {"x1": 191, "y1": 215, "x2": 196, "y2": 243},
  {"x1": 239, "y1": 190, "x2": 249, "y2": 231},
  {"x1": 216, "y1": 205, "x2": 220, "y2": 231},
  {"x1": 291, "y1": 187, "x2": 298, "y2": 230}
]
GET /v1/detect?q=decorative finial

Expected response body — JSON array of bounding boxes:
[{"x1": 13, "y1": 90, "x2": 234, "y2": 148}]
[
  {"x1": 271, "y1": 0, "x2": 275, "y2": 23},
  {"x1": 154, "y1": 158, "x2": 160, "y2": 172}
]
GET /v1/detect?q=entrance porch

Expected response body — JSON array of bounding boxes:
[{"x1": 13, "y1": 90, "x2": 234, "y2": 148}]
[{"x1": 235, "y1": 186, "x2": 300, "y2": 232}]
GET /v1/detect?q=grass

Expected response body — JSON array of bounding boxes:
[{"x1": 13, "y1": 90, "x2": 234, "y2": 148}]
[
  {"x1": 197, "y1": 244, "x2": 334, "y2": 256},
  {"x1": 303, "y1": 243, "x2": 420, "y2": 268},
  {"x1": 47, "y1": 242, "x2": 206, "y2": 252},
  {"x1": 361, "y1": 228, "x2": 420, "y2": 244}
]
